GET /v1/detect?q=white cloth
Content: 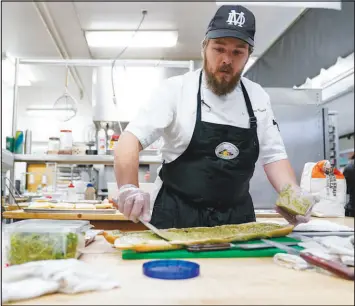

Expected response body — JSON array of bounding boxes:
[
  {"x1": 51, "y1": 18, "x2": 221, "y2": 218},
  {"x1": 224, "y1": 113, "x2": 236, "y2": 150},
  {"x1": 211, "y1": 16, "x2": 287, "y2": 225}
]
[
  {"x1": 2, "y1": 259, "x2": 120, "y2": 303},
  {"x1": 261, "y1": 219, "x2": 354, "y2": 232},
  {"x1": 126, "y1": 68, "x2": 287, "y2": 165},
  {"x1": 293, "y1": 219, "x2": 354, "y2": 232},
  {"x1": 274, "y1": 235, "x2": 355, "y2": 271}
]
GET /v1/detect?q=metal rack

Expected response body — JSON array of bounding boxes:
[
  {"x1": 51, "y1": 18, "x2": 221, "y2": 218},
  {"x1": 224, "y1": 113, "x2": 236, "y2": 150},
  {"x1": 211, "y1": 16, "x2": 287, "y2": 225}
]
[{"x1": 327, "y1": 111, "x2": 340, "y2": 168}]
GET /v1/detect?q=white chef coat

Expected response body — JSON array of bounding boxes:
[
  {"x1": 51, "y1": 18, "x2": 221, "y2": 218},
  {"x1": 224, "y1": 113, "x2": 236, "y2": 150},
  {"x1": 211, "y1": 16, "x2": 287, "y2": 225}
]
[
  {"x1": 126, "y1": 68, "x2": 288, "y2": 166},
  {"x1": 126, "y1": 68, "x2": 288, "y2": 209}
]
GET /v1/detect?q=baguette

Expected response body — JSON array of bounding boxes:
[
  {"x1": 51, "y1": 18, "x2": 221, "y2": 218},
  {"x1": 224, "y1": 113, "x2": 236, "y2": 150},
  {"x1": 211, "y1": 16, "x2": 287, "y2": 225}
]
[{"x1": 105, "y1": 222, "x2": 295, "y2": 253}]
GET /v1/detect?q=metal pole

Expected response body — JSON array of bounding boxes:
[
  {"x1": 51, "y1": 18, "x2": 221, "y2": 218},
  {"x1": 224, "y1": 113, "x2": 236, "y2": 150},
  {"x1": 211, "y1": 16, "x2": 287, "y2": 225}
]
[
  {"x1": 11, "y1": 58, "x2": 19, "y2": 137},
  {"x1": 9, "y1": 58, "x2": 20, "y2": 204},
  {"x1": 19, "y1": 58, "x2": 192, "y2": 69}
]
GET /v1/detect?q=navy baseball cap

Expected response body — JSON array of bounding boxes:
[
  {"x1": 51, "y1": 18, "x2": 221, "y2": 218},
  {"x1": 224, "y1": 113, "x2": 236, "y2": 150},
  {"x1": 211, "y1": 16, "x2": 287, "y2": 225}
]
[{"x1": 205, "y1": 5, "x2": 256, "y2": 47}]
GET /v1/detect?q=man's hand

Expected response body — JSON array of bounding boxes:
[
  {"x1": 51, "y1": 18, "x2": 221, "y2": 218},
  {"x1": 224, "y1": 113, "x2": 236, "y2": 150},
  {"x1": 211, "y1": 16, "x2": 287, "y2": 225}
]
[
  {"x1": 114, "y1": 184, "x2": 151, "y2": 223},
  {"x1": 275, "y1": 185, "x2": 318, "y2": 226}
]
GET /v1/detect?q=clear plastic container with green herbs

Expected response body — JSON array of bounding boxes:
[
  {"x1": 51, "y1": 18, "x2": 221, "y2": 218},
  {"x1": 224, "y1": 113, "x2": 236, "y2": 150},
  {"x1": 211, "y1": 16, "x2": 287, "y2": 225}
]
[{"x1": 3, "y1": 219, "x2": 92, "y2": 265}]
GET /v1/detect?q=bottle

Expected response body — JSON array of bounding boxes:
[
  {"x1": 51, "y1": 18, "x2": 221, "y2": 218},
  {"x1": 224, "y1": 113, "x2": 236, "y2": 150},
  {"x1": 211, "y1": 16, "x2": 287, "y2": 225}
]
[
  {"x1": 41, "y1": 175, "x2": 47, "y2": 193},
  {"x1": 14, "y1": 131, "x2": 24, "y2": 154},
  {"x1": 24, "y1": 129, "x2": 32, "y2": 154},
  {"x1": 108, "y1": 135, "x2": 119, "y2": 150},
  {"x1": 98, "y1": 128, "x2": 107, "y2": 155},
  {"x1": 144, "y1": 171, "x2": 150, "y2": 183},
  {"x1": 67, "y1": 182, "x2": 77, "y2": 202},
  {"x1": 84, "y1": 183, "x2": 96, "y2": 200}
]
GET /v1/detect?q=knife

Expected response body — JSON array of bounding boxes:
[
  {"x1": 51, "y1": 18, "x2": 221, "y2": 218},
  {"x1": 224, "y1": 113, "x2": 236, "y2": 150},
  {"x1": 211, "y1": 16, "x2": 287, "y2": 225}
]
[
  {"x1": 112, "y1": 197, "x2": 172, "y2": 242},
  {"x1": 187, "y1": 242, "x2": 299, "y2": 252},
  {"x1": 261, "y1": 239, "x2": 354, "y2": 281},
  {"x1": 138, "y1": 217, "x2": 171, "y2": 241}
]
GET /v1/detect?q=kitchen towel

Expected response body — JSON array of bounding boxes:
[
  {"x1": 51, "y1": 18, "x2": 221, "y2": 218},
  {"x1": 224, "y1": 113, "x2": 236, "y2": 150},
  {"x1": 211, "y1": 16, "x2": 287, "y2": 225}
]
[
  {"x1": 293, "y1": 219, "x2": 354, "y2": 232},
  {"x1": 2, "y1": 259, "x2": 120, "y2": 303},
  {"x1": 273, "y1": 235, "x2": 354, "y2": 271},
  {"x1": 260, "y1": 219, "x2": 354, "y2": 232}
]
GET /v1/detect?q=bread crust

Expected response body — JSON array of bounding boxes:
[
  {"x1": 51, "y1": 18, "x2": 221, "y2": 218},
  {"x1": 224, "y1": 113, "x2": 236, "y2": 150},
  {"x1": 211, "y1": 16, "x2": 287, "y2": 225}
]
[{"x1": 102, "y1": 222, "x2": 294, "y2": 252}]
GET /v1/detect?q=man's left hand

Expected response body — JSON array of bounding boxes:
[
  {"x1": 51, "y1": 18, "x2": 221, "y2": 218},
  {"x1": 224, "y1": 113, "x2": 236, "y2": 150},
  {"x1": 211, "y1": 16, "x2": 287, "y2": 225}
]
[{"x1": 275, "y1": 186, "x2": 318, "y2": 226}]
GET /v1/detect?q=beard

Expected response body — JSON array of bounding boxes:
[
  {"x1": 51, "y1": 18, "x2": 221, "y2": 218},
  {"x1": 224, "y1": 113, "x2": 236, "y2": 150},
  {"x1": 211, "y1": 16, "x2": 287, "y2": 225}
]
[{"x1": 203, "y1": 57, "x2": 243, "y2": 96}]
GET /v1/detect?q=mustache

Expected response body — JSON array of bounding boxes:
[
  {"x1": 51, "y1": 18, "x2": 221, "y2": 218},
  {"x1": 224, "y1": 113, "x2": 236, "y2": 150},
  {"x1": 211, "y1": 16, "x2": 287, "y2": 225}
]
[{"x1": 218, "y1": 64, "x2": 233, "y2": 73}]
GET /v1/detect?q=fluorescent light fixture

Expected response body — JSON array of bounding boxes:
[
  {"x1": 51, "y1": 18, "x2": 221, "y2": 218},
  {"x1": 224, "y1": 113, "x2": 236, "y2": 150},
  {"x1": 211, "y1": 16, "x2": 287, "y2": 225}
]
[
  {"x1": 295, "y1": 53, "x2": 354, "y2": 103},
  {"x1": 2, "y1": 54, "x2": 35, "y2": 86},
  {"x1": 216, "y1": 2, "x2": 342, "y2": 10},
  {"x1": 322, "y1": 73, "x2": 354, "y2": 102},
  {"x1": 26, "y1": 106, "x2": 76, "y2": 118},
  {"x1": 85, "y1": 30, "x2": 178, "y2": 48}
]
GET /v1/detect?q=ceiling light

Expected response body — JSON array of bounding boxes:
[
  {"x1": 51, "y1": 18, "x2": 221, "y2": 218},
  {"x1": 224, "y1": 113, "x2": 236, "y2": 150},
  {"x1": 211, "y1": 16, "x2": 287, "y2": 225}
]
[
  {"x1": 85, "y1": 30, "x2": 178, "y2": 48},
  {"x1": 216, "y1": 2, "x2": 341, "y2": 10},
  {"x1": 294, "y1": 53, "x2": 354, "y2": 103},
  {"x1": 26, "y1": 106, "x2": 76, "y2": 119}
]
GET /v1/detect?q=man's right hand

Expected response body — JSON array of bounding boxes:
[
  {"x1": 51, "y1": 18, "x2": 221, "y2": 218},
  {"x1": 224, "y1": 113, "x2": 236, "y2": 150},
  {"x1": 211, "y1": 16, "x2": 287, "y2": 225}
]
[{"x1": 114, "y1": 184, "x2": 151, "y2": 223}]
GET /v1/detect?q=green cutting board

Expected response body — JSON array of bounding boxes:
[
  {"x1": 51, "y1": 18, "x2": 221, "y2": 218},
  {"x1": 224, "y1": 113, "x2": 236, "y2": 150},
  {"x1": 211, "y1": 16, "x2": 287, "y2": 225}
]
[{"x1": 122, "y1": 237, "x2": 303, "y2": 260}]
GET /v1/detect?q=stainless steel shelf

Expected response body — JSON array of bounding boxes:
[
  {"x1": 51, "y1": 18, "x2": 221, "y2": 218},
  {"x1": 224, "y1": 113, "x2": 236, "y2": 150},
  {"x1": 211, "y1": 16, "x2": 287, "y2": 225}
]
[
  {"x1": 13, "y1": 154, "x2": 162, "y2": 165},
  {"x1": 1, "y1": 150, "x2": 14, "y2": 173}
]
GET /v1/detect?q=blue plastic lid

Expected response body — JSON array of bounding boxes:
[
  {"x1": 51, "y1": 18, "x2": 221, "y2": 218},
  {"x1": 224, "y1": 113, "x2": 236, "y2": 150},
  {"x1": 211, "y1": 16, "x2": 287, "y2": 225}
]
[
  {"x1": 143, "y1": 260, "x2": 200, "y2": 280},
  {"x1": 86, "y1": 183, "x2": 94, "y2": 187}
]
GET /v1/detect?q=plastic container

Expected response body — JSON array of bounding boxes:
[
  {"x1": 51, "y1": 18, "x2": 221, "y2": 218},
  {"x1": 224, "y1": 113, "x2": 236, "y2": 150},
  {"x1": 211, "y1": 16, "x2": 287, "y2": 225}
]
[
  {"x1": 142, "y1": 260, "x2": 200, "y2": 280},
  {"x1": 59, "y1": 130, "x2": 73, "y2": 155},
  {"x1": 108, "y1": 134, "x2": 119, "y2": 150},
  {"x1": 98, "y1": 128, "x2": 107, "y2": 155},
  {"x1": 3, "y1": 219, "x2": 91, "y2": 266},
  {"x1": 6, "y1": 136, "x2": 15, "y2": 152},
  {"x1": 48, "y1": 137, "x2": 60, "y2": 155},
  {"x1": 67, "y1": 182, "x2": 77, "y2": 202},
  {"x1": 84, "y1": 183, "x2": 96, "y2": 200}
]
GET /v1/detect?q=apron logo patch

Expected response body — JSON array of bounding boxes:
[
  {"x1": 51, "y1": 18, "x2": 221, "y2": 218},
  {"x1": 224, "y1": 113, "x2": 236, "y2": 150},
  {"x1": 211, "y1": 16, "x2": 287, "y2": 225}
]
[{"x1": 215, "y1": 142, "x2": 239, "y2": 160}]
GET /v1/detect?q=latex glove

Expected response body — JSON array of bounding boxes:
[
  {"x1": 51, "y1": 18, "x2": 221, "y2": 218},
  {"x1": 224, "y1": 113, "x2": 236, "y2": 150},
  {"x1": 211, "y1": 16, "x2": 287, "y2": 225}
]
[
  {"x1": 275, "y1": 184, "x2": 317, "y2": 226},
  {"x1": 115, "y1": 184, "x2": 151, "y2": 223}
]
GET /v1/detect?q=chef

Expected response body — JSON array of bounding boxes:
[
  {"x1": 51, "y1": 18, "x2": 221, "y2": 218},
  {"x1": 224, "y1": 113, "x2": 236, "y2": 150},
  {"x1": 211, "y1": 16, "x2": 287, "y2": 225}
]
[{"x1": 114, "y1": 5, "x2": 315, "y2": 228}]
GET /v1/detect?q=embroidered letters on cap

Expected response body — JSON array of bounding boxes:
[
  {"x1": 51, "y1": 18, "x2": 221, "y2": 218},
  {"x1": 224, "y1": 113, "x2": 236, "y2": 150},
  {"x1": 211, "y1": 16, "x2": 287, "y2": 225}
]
[{"x1": 226, "y1": 10, "x2": 246, "y2": 27}]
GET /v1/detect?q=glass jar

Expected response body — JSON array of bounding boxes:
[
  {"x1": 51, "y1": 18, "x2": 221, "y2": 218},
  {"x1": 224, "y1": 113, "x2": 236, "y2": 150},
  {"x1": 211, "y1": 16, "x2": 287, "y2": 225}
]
[{"x1": 47, "y1": 137, "x2": 60, "y2": 155}]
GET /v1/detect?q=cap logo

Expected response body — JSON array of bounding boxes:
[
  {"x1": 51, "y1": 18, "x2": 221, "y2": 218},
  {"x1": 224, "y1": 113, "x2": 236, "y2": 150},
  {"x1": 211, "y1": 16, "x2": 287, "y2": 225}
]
[{"x1": 226, "y1": 10, "x2": 245, "y2": 27}]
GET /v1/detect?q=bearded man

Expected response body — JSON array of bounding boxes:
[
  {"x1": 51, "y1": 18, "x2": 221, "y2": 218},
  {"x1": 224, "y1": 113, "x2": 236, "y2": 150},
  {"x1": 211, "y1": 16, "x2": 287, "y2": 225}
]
[{"x1": 113, "y1": 5, "x2": 315, "y2": 228}]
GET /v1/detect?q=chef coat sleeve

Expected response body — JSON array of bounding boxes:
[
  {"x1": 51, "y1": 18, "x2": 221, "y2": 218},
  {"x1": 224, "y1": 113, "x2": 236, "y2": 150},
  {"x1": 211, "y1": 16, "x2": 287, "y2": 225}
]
[
  {"x1": 124, "y1": 79, "x2": 175, "y2": 150},
  {"x1": 259, "y1": 93, "x2": 288, "y2": 165}
]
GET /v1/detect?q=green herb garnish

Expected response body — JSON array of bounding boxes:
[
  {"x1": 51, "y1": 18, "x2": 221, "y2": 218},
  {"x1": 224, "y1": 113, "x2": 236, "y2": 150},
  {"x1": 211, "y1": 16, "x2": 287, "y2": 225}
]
[{"x1": 8, "y1": 232, "x2": 79, "y2": 265}]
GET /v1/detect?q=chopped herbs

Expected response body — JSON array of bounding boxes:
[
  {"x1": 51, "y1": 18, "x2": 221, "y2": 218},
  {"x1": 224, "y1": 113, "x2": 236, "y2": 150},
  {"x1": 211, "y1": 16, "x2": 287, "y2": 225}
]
[{"x1": 8, "y1": 232, "x2": 79, "y2": 265}]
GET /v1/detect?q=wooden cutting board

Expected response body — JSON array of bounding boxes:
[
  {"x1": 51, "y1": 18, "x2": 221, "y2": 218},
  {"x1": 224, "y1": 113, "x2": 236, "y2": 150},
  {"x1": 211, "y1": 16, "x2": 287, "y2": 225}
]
[{"x1": 121, "y1": 237, "x2": 302, "y2": 260}]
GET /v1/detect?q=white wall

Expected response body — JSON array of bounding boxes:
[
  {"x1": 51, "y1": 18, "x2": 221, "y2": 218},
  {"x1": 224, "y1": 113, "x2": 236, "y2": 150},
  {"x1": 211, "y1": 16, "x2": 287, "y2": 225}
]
[
  {"x1": 1, "y1": 84, "x2": 14, "y2": 149},
  {"x1": 16, "y1": 86, "x2": 93, "y2": 154},
  {"x1": 323, "y1": 89, "x2": 354, "y2": 137},
  {"x1": 339, "y1": 135, "x2": 354, "y2": 152}
]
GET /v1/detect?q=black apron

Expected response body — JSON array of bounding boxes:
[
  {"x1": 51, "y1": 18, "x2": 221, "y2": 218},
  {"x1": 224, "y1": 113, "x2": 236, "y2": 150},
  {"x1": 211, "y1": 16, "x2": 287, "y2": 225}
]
[{"x1": 150, "y1": 71, "x2": 260, "y2": 229}]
